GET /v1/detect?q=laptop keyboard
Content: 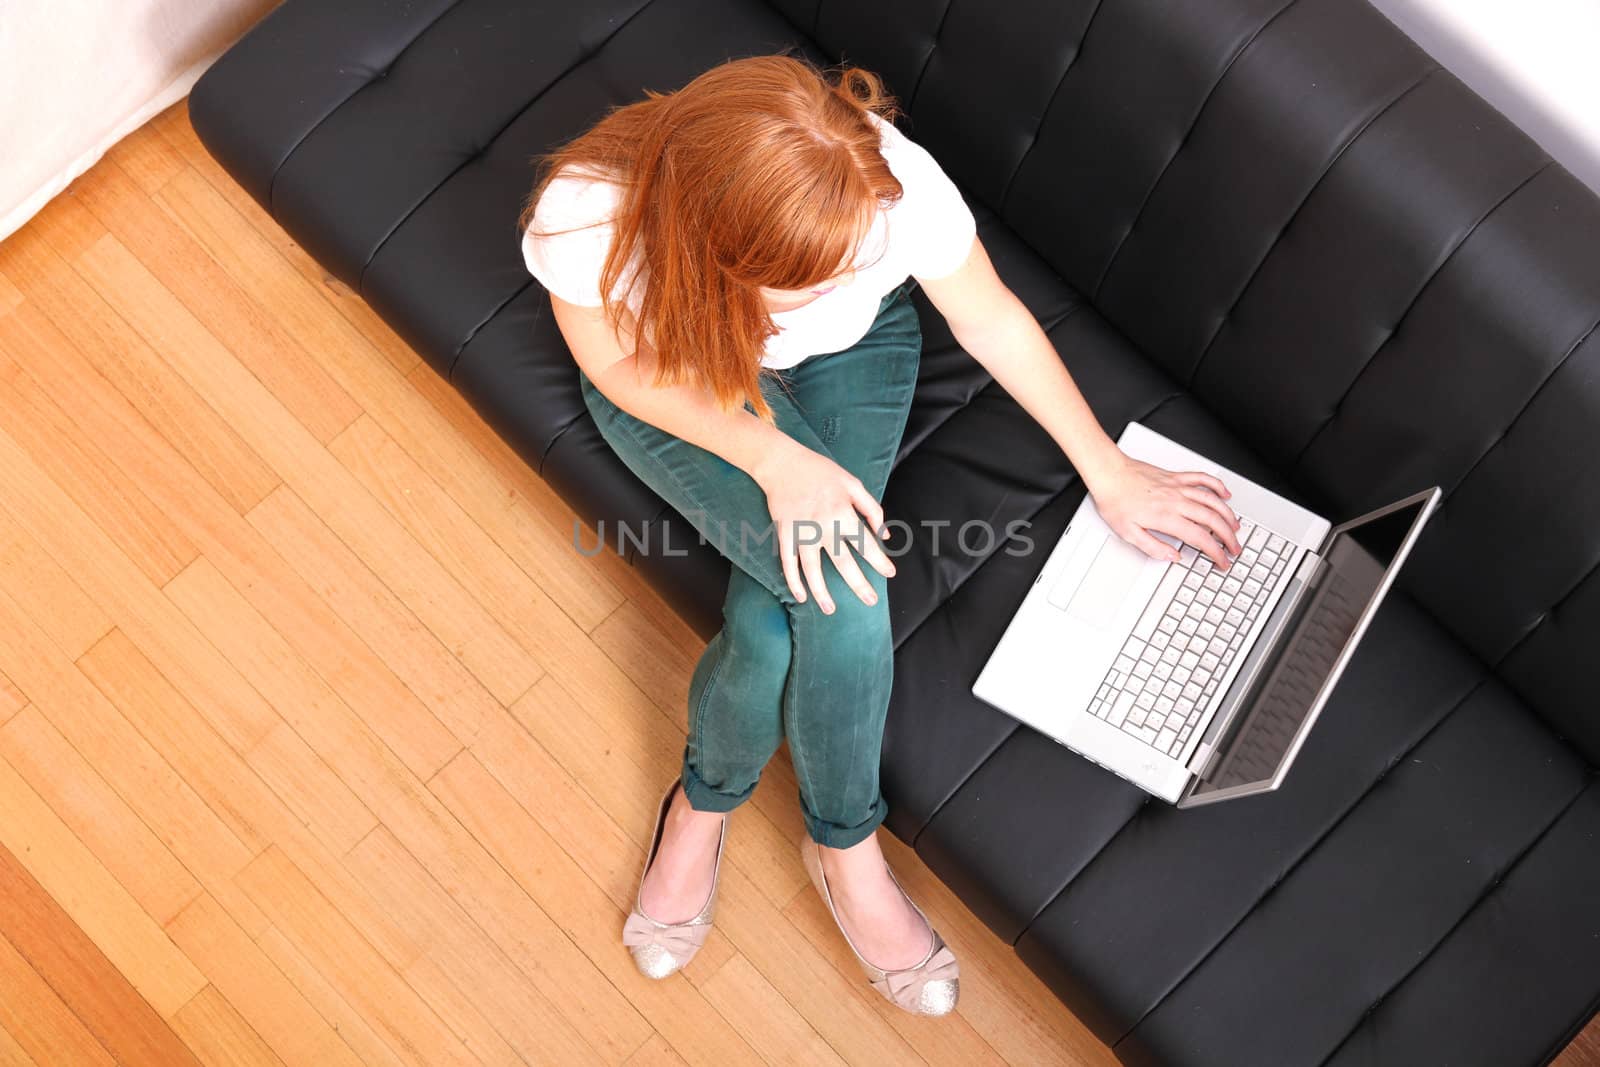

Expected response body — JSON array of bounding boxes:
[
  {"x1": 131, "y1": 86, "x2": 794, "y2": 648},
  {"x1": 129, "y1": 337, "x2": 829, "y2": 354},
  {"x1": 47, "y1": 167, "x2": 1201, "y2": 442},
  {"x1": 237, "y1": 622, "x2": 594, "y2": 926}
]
[{"x1": 1086, "y1": 519, "x2": 1293, "y2": 758}]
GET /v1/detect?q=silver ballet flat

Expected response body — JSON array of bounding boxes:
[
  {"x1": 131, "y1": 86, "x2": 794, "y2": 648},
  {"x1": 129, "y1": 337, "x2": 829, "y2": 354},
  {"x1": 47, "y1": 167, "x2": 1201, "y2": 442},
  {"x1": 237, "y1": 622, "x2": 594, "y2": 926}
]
[
  {"x1": 622, "y1": 781, "x2": 728, "y2": 979},
  {"x1": 799, "y1": 834, "x2": 960, "y2": 1017}
]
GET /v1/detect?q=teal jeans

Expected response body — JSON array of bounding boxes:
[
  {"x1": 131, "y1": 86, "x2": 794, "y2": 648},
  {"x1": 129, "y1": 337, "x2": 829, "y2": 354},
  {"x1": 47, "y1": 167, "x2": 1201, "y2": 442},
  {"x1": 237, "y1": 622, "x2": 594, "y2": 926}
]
[{"x1": 578, "y1": 280, "x2": 922, "y2": 848}]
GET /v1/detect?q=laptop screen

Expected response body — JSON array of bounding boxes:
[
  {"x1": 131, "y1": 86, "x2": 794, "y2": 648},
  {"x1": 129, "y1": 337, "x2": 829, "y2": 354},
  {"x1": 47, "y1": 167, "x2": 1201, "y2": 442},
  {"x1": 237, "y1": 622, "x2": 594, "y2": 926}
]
[{"x1": 1185, "y1": 495, "x2": 1433, "y2": 801}]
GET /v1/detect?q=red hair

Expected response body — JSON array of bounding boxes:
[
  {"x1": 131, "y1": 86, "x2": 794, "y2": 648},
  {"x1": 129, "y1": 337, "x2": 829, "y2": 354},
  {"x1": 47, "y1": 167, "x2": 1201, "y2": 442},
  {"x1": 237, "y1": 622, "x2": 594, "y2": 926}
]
[{"x1": 518, "y1": 52, "x2": 905, "y2": 423}]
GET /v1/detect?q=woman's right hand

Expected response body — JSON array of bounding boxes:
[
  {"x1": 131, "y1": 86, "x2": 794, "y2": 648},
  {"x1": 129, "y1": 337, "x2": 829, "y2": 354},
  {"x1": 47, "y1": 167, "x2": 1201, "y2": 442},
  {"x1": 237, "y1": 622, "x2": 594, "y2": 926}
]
[{"x1": 751, "y1": 442, "x2": 896, "y2": 613}]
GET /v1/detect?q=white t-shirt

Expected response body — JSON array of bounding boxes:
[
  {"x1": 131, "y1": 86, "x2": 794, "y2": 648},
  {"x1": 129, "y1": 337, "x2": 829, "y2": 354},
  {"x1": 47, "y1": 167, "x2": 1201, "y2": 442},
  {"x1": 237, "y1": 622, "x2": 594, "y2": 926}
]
[{"x1": 520, "y1": 109, "x2": 976, "y2": 369}]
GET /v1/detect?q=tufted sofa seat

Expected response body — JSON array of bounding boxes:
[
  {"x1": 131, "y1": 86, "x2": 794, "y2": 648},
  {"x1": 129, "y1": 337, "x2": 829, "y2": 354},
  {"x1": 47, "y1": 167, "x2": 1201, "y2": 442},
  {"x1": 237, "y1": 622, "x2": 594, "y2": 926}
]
[{"x1": 190, "y1": 0, "x2": 1600, "y2": 1063}]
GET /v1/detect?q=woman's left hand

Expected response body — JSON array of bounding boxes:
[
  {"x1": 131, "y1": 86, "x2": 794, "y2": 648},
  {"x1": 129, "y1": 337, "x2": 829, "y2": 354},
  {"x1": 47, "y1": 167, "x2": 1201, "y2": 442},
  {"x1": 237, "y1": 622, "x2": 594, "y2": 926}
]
[{"x1": 1086, "y1": 452, "x2": 1243, "y2": 571}]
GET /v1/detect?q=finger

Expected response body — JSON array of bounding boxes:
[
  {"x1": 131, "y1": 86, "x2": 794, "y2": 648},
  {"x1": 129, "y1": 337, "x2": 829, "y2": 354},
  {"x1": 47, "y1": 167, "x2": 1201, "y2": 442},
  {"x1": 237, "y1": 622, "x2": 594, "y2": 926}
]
[
  {"x1": 800, "y1": 544, "x2": 834, "y2": 614},
  {"x1": 1179, "y1": 489, "x2": 1243, "y2": 554},
  {"x1": 1122, "y1": 525, "x2": 1183, "y2": 564},
  {"x1": 1170, "y1": 515, "x2": 1231, "y2": 571},
  {"x1": 826, "y1": 541, "x2": 879, "y2": 607},
  {"x1": 853, "y1": 518, "x2": 897, "y2": 579},
  {"x1": 1180, "y1": 483, "x2": 1241, "y2": 530},
  {"x1": 846, "y1": 479, "x2": 886, "y2": 537},
  {"x1": 1176, "y1": 470, "x2": 1232, "y2": 500},
  {"x1": 777, "y1": 525, "x2": 807, "y2": 603}
]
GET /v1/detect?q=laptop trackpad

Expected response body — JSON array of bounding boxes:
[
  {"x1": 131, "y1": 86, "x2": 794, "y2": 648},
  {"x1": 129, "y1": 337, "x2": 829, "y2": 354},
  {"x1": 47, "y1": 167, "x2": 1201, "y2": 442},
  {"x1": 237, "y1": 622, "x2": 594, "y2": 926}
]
[{"x1": 1066, "y1": 534, "x2": 1150, "y2": 629}]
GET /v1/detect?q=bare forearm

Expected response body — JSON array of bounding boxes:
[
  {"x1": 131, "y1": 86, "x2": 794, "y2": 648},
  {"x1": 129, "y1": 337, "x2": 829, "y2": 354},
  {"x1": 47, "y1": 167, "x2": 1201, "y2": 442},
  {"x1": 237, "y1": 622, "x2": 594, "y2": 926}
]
[
  {"x1": 589, "y1": 354, "x2": 797, "y2": 484},
  {"x1": 953, "y1": 306, "x2": 1124, "y2": 491}
]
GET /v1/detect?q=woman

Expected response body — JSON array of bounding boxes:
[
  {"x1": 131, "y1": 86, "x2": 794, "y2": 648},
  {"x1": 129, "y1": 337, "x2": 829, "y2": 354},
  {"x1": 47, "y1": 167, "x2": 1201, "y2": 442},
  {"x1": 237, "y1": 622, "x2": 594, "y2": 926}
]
[{"x1": 519, "y1": 53, "x2": 1242, "y2": 1017}]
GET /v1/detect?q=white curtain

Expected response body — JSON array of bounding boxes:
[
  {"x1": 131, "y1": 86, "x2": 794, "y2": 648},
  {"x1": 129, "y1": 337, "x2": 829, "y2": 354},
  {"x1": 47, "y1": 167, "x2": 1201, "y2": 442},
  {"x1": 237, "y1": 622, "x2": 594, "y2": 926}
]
[{"x1": 0, "y1": 0, "x2": 281, "y2": 242}]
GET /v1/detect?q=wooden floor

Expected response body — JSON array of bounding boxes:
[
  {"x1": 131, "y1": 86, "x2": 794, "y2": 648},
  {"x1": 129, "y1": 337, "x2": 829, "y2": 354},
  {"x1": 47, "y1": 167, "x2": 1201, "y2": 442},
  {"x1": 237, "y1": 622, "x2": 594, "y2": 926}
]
[{"x1": 0, "y1": 100, "x2": 1591, "y2": 1067}]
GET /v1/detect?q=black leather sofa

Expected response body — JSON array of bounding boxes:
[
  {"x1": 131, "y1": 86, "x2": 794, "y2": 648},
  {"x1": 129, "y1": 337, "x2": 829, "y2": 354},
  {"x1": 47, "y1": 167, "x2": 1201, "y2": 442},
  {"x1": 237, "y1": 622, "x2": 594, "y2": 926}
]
[{"x1": 189, "y1": 1, "x2": 1600, "y2": 1063}]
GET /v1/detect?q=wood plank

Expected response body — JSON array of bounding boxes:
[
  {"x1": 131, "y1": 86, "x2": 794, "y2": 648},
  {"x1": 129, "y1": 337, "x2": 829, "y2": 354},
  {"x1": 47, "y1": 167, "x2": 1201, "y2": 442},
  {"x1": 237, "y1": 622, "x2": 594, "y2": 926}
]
[
  {"x1": 164, "y1": 894, "x2": 364, "y2": 1067},
  {"x1": 69, "y1": 151, "x2": 362, "y2": 446},
  {"x1": 23, "y1": 187, "x2": 107, "y2": 261},
  {"x1": 397, "y1": 955, "x2": 524, "y2": 1067},
  {"x1": 591, "y1": 596, "x2": 696, "y2": 728},
  {"x1": 0, "y1": 1023, "x2": 36, "y2": 1067},
  {"x1": 77, "y1": 230, "x2": 540, "y2": 707},
  {"x1": 0, "y1": 572, "x2": 266, "y2": 935},
  {"x1": 345, "y1": 826, "x2": 598, "y2": 1066},
  {"x1": 240, "y1": 478, "x2": 492, "y2": 764},
  {"x1": 158, "y1": 519, "x2": 645, "y2": 1058},
  {"x1": 698, "y1": 953, "x2": 845, "y2": 1066},
  {"x1": 104, "y1": 120, "x2": 186, "y2": 196},
  {"x1": 236, "y1": 848, "x2": 481, "y2": 1067},
  {"x1": 402, "y1": 365, "x2": 702, "y2": 663},
  {"x1": 0, "y1": 837, "x2": 202, "y2": 1061},
  {"x1": 0, "y1": 224, "x2": 280, "y2": 519},
  {"x1": 1557, "y1": 1017, "x2": 1600, "y2": 1066},
  {"x1": 0, "y1": 929, "x2": 114, "y2": 1067},
  {"x1": 341, "y1": 377, "x2": 629, "y2": 633},
  {"x1": 152, "y1": 103, "x2": 423, "y2": 378},
  {"x1": 0, "y1": 706, "x2": 201, "y2": 926},
  {"x1": 485, "y1": 675, "x2": 952, "y2": 1065},
  {"x1": 154, "y1": 163, "x2": 634, "y2": 705},
  {"x1": 2, "y1": 297, "x2": 459, "y2": 780},
  {"x1": 169, "y1": 986, "x2": 287, "y2": 1067},
  {"x1": 429, "y1": 750, "x2": 760, "y2": 1066},
  {"x1": 0, "y1": 326, "x2": 287, "y2": 761},
  {"x1": 255, "y1": 925, "x2": 409, "y2": 1067},
  {"x1": 158, "y1": 556, "x2": 388, "y2": 862},
  {"x1": 0, "y1": 301, "x2": 201, "y2": 587},
  {"x1": 322, "y1": 354, "x2": 628, "y2": 634},
  {"x1": 506, "y1": 660, "x2": 808, "y2": 915},
  {"x1": 0, "y1": 492, "x2": 113, "y2": 660},
  {"x1": 327, "y1": 412, "x2": 622, "y2": 688},
  {"x1": 623, "y1": 1033, "x2": 691, "y2": 1067},
  {"x1": 0, "y1": 675, "x2": 23, "y2": 724},
  {"x1": 78, "y1": 626, "x2": 408, "y2": 961},
  {"x1": 0, "y1": 237, "x2": 470, "y2": 795},
  {"x1": 0, "y1": 270, "x2": 21, "y2": 316}
]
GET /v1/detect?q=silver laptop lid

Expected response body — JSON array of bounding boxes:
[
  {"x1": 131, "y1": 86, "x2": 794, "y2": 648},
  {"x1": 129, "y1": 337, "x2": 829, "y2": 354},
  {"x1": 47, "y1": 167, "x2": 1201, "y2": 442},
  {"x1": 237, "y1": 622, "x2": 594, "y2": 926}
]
[{"x1": 1177, "y1": 486, "x2": 1443, "y2": 808}]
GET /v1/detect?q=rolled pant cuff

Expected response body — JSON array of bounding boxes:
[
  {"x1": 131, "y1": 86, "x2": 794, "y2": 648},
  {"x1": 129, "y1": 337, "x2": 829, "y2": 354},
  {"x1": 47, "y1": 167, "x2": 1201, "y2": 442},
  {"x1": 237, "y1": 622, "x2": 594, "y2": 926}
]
[
  {"x1": 680, "y1": 760, "x2": 756, "y2": 814},
  {"x1": 801, "y1": 796, "x2": 889, "y2": 850}
]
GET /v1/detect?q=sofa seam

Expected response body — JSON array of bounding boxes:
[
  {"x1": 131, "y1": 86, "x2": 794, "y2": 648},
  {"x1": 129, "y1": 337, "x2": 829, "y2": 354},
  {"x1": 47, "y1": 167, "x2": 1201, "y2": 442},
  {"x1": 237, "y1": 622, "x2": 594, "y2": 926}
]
[
  {"x1": 356, "y1": 0, "x2": 661, "y2": 293},
  {"x1": 995, "y1": 0, "x2": 1109, "y2": 213},
  {"x1": 1311, "y1": 772, "x2": 1596, "y2": 1067},
  {"x1": 1493, "y1": 548, "x2": 1600, "y2": 675},
  {"x1": 1184, "y1": 64, "x2": 1441, "y2": 388},
  {"x1": 1446, "y1": 310, "x2": 1600, "y2": 509},
  {"x1": 905, "y1": 0, "x2": 957, "y2": 112},
  {"x1": 1106, "y1": 670, "x2": 1492, "y2": 1050},
  {"x1": 1285, "y1": 158, "x2": 1555, "y2": 476},
  {"x1": 1089, "y1": 0, "x2": 1303, "y2": 306},
  {"x1": 266, "y1": 0, "x2": 466, "y2": 215}
]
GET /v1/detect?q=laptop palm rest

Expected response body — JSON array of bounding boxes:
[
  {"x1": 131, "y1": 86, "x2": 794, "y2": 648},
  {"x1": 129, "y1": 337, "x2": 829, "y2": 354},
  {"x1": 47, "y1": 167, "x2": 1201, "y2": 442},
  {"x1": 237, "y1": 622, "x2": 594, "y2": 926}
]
[{"x1": 1054, "y1": 533, "x2": 1151, "y2": 628}]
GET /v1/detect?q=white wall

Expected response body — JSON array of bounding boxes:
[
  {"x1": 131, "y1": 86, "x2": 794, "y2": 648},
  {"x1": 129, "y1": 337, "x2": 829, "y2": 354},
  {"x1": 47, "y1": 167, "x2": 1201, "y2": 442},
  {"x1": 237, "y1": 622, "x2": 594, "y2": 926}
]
[
  {"x1": 0, "y1": 0, "x2": 280, "y2": 242},
  {"x1": 1366, "y1": 0, "x2": 1600, "y2": 195}
]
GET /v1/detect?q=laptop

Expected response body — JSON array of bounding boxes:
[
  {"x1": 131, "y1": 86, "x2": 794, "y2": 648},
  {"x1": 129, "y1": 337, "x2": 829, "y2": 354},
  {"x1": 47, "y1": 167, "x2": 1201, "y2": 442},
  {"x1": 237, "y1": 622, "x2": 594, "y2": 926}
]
[{"x1": 972, "y1": 421, "x2": 1441, "y2": 807}]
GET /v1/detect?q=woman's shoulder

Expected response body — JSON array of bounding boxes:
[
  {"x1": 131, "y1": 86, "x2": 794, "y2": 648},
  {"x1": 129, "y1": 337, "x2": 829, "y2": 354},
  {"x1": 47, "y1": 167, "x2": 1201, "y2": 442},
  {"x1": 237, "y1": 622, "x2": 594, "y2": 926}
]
[
  {"x1": 521, "y1": 164, "x2": 628, "y2": 308},
  {"x1": 866, "y1": 111, "x2": 977, "y2": 280},
  {"x1": 530, "y1": 163, "x2": 625, "y2": 231}
]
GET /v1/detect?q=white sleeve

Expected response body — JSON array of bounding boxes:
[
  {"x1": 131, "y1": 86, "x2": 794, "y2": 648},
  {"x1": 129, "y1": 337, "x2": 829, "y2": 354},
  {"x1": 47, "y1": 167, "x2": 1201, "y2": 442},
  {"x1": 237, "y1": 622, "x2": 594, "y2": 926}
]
[
  {"x1": 520, "y1": 172, "x2": 618, "y2": 307},
  {"x1": 901, "y1": 140, "x2": 977, "y2": 281}
]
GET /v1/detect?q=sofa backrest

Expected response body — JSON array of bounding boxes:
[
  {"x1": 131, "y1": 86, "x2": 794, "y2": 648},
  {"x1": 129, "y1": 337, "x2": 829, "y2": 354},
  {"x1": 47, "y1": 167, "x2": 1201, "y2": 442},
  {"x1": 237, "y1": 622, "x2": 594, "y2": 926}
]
[{"x1": 769, "y1": 0, "x2": 1600, "y2": 762}]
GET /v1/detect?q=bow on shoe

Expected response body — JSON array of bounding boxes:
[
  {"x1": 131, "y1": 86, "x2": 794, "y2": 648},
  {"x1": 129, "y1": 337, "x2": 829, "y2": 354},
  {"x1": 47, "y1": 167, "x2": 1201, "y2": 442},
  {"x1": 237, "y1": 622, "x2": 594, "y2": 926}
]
[
  {"x1": 873, "y1": 945, "x2": 960, "y2": 1008},
  {"x1": 622, "y1": 911, "x2": 710, "y2": 960}
]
